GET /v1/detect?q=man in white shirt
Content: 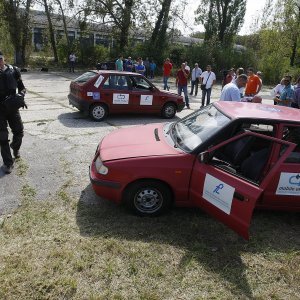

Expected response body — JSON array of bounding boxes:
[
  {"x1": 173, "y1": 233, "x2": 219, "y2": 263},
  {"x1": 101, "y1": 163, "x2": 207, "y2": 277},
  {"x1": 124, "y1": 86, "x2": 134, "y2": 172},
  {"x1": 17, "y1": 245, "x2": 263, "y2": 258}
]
[
  {"x1": 190, "y1": 63, "x2": 202, "y2": 96},
  {"x1": 220, "y1": 74, "x2": 248, "y2": 101},
  {"x1": 200, "y1": 65, "x2": 216, "y2": 107}
]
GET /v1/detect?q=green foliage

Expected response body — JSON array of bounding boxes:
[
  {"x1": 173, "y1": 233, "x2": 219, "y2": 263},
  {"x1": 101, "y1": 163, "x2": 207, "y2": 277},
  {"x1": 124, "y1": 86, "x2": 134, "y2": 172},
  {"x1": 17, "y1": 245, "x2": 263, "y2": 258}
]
[{"x1": 195, "y1": 0, "x2": 246, "y2": 45}]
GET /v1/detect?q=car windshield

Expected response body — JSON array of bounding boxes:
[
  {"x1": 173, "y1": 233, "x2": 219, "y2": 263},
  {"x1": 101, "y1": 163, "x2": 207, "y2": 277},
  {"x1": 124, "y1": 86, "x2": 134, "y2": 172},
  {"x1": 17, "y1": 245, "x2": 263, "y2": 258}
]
[
  {"x1": 74, "y1": 71, "x2": 97, "y2": 83},
  {"x1": 170, "y1": 104, "x2": 231, "y2": 152}
]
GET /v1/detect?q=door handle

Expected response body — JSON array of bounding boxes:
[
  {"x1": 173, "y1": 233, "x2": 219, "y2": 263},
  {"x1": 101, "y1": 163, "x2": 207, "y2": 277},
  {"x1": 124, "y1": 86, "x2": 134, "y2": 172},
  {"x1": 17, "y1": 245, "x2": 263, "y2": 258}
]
[{"x1": 234, "y1": 192, "x2": 246, "y2": 201}]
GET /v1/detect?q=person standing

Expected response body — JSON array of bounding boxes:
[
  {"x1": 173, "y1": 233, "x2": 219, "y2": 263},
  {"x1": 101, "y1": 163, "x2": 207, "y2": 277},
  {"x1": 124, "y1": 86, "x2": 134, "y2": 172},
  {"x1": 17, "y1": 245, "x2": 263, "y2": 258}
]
[
  {"x1": 124, "y1": 56, "x2": 133, "y2": 72},
  {"x1": 190, "y1": 63, "x2": 202, "y2": 96},
  {"x1": 200, "y1": 65, "x2": 216, "y2": 107},
  {"x1": 115, "y1": 55, "x2": 124, "y2": 71},
  {"x1": 274, "y1": 75, "x2": 294, "y2": 107},
  {"x1": 244, "y1": 67, "x2": 262, "y2": 96},
  {"x1": 69, "y1": 53, "x2": 76, "y2": 72},
  {"x1": 149, "y1": 60, "x2": 156, "y2": 79},
  {"x1": 220, "y1": 74, "x2": 248, "y2": 101},
  {"x1": 0, "y1": 51, "x2": 27, "y2": 174},
  {"x1": 135, "y1": 57, "x2": 146, "y2": 75},
  {"x1": 176, "y1": 63, "x2": 190, "y2": 109},
  {"x1": 143, "y1": 57, "x2": 150, "y2": 78},
  {"x1": 292, "y1": 76, "x2": 300, "y2": 109},
  {"x1": 163, "y1": 58, "x2": 172, "y2": 90}
]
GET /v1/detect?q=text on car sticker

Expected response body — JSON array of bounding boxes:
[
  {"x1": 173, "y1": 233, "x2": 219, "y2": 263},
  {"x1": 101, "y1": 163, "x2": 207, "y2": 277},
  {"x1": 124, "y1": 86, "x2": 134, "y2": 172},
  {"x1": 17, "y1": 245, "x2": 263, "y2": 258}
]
[
  {"x1": 94, "y1": 75, "x2": 104, "y2": 88},
  {"x1": 93, "y1": 92, "x2": 100, "y2": 100},
  {"x1": 276, "y1": 172, "x2": 300, "y2": 196},
  {"x1": 87, "y1": 92, "x2": 93, "y2": 96},
  {"x1": 202, "y1": 174, "x2": 235, "y2": 215},
  {"x1": 140, "y1": 95, "x2": 153, "y2": 105},
  {"x1": 113, "y1": 93, "x2": 129, "y2": 104}
]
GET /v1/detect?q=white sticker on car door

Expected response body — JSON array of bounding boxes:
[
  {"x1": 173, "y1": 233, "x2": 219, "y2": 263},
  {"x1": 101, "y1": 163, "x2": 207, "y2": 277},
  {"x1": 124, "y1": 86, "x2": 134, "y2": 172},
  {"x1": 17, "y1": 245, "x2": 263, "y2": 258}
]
[
  {"x1": 140, "y1": 95, "x2": 153, "y2": 105},
  {"x1": 202, "y1": 174, "x2": 235, "y2": 214},
  {"x1": 113, "y1": 93, "x2": 129, "y2": 104},
  {"x1": 276, "y1": 172, "x2": 300, "y2": 195}
]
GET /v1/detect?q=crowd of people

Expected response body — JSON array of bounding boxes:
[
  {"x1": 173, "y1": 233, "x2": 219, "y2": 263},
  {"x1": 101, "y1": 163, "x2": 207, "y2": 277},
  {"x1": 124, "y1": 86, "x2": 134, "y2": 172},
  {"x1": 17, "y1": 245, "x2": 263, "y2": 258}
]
[
  {"x1": 113, "y1": 55, "x2": 300, "y2": 110},
  {"x1": 115, "y1": 55, "x2": 157, "y2": 79}
]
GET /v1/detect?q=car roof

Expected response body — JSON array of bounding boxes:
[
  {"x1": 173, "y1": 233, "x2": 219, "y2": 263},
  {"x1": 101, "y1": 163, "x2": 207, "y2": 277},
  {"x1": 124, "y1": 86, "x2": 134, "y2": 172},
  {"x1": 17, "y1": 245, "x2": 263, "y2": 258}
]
[
  {"x1": 91, "y1": 70, "x2": 142, "y2": 76},
  {"x1": 214, "y1": 101, "x2": 300, "y2": 124}
]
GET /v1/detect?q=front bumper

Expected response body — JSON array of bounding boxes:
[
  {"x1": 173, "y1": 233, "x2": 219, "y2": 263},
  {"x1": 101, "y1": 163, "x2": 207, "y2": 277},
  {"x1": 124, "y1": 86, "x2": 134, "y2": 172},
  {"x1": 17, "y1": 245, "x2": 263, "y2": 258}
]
[{"x1": 89, "y1": 165, "x2": 123, "y2": 203}]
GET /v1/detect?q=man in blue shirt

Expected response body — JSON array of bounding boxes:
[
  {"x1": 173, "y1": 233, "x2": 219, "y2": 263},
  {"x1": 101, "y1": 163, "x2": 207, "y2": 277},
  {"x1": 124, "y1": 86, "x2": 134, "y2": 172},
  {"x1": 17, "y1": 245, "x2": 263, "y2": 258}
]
[
  {"x1": 135, "y1": 58, "x2": 145, "y2": 75},
  {"x1": 275, "y1": 76, "x2": 294, "y2": 107},
  {"x1": 220, "y1": 74, "x2": 248, "y2": 101},
  {"x1": 124, "y1": 57, "x2": 133, "y2": 72}
]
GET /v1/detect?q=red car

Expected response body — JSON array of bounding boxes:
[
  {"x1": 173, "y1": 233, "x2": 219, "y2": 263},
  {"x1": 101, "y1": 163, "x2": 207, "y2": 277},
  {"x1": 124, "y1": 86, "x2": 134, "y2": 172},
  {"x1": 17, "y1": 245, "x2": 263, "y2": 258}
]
[
  {"x1": 68, "y1": 70, "x2": 185, "y2": 121},
  {"x1": 89, "y1": 102, "x2": 300, "y2": 239}
]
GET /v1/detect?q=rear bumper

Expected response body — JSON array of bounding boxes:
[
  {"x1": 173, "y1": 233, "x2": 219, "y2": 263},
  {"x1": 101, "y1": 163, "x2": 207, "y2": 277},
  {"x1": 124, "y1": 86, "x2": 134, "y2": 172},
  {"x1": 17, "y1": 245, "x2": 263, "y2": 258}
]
[{"x1": 68, "y1": 94, "x2": 90, "y2": 112}]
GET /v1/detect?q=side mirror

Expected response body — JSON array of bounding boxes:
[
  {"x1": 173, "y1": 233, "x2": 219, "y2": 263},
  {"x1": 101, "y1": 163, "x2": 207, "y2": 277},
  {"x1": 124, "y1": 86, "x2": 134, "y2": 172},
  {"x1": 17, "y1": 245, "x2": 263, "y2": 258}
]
[
  {"x1": 149, "y1": 86, "x2": 155, "y2": 91},
  {"x1": 199, "y1": 151, "x2": 210, "y2": 164}
]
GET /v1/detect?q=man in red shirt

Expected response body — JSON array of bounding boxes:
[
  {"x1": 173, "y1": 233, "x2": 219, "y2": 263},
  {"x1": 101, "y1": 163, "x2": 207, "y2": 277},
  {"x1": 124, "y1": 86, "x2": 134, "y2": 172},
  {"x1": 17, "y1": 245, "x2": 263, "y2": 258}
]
[
  {"x1": 176, "y1": 63, "x2": 190, "y2": 109},
  {"x1": 163, "y1": 58, "x2": 172, "y2": 90},
  {"x1": 245, "y1": 67, "x2": 262, "y2": 96}
]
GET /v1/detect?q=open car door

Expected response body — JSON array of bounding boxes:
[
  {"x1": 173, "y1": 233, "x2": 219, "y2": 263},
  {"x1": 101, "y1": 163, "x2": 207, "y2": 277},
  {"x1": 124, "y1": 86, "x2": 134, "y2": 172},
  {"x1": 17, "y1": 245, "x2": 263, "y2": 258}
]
[{"x1": 190, "y1": 131, "x2": 296, "y2": 239}]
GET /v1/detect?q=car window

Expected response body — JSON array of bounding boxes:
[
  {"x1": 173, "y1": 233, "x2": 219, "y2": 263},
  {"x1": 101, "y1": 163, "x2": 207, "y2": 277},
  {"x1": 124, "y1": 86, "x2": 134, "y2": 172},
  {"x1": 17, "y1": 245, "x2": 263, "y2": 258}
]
[
  {"x1": 130, "y1": 76, "x2": 152, "y2": 90},
  {"x1": 210, "y1": 136, "x2": 286, "y2": 184},
  {"x1": 103, "y1": 75, "x2": 129, "y2": 90},
  {"x1": 171, "y1": 105, "x2": 230, "y2": 152},
  {"x1": 282, "y1": 126, "x2": 300, "y2": 163},
  {"x1": 73, "y1": 71, "x2": 97, "y2": 83}
]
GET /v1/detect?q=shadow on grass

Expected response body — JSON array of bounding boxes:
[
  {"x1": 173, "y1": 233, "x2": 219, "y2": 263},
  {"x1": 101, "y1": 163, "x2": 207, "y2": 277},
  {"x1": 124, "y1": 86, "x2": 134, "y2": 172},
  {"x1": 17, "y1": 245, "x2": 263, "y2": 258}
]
[{"x1": 76, "y1": 184, "x2": 300, "y2": 298}]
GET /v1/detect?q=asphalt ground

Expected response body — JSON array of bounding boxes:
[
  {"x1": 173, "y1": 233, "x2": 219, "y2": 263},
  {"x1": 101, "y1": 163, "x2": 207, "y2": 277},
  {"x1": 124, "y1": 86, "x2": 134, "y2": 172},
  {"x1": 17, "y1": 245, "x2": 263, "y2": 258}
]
[{"x1": 0, "y1": 71, "x2": 274, "y2": 216}]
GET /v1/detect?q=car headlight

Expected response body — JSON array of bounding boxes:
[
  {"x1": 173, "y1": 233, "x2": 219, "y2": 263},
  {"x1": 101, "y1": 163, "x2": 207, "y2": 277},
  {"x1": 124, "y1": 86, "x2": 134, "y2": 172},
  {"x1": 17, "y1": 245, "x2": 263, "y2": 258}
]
[{"x1": 95, "y1": 156, "x2": 108, "y2": 175}]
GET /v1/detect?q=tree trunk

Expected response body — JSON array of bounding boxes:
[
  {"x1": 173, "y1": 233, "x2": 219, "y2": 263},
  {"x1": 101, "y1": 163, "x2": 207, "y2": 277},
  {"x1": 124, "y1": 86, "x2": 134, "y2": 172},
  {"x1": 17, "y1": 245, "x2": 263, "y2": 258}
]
[
  {"x1": 21, "y1": 0, "x2": 32, "y2": 67},
  {"x1": 119, "y1": 0, "x2": 133, "y2": 52},
  {"x1": 56, "y1": 0, "x2": 70, "y2": 49},
  {"x1": 43, "y1": 0, "x2": 58, "y2": 62}
]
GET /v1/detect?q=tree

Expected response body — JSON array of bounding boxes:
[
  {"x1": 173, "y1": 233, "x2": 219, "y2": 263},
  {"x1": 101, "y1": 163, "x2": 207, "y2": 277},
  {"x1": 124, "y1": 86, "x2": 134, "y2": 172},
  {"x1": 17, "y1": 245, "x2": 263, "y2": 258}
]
[
  {"x1": 195, "y1": 0, "x2": 246, "y2": 45},
  {"x1": 85, "y1": 0, "x2": 136, "y2": 53},
  {"x1": 43, "y1": 0, "x2": 59, "y2": 62},
  {"x1": 2, "y1": 0, "x2": 33, "y2": 66}
]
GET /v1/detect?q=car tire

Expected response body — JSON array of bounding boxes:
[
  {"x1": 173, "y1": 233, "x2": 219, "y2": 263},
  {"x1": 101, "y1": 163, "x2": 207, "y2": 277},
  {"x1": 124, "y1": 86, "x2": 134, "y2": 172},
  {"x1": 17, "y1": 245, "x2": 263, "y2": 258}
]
[
  {"x1": 89, "y1": 103, "x2": 108, "y2": 121},
  {"x1": 124, "y1": 180, "x2": 172, "y2": 216},
  {"x1": 161, "y1": 102, "x2": 176, "y2": 119}
]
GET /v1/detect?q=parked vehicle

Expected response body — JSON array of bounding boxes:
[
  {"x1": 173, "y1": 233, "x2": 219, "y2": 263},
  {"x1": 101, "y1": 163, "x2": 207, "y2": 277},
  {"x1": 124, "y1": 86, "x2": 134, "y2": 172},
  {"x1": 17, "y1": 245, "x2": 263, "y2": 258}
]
[
  {"x1": 68, "y1": 70, "x2": 185, "y2": 121},
  {"x1": 90, "y1": 102, "x2": 300, "y2": 239}
]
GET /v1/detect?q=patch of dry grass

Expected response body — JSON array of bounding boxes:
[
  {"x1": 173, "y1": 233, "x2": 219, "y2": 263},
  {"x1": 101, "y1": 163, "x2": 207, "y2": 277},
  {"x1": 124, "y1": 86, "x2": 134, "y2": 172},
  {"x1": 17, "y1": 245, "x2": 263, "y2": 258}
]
[{"x1": 0, "y1": 186, "x2": 299, "y2": 299}]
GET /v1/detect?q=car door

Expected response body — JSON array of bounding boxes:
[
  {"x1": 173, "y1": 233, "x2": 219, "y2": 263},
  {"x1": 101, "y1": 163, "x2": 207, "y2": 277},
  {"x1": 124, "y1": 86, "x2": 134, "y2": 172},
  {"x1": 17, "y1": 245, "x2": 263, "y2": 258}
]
[
  {"x1": 129, "y1": 75, "x2": 160, "y2": 113},
  {"x1": 261, "y1": 124, "x2": 300, "y2": 210},
  {"x1": 101, "y1": 74, "x2": 131, "y2": 112},
  {"x1": 189, "y1": 131, "x2": 295, "y2": 239}
]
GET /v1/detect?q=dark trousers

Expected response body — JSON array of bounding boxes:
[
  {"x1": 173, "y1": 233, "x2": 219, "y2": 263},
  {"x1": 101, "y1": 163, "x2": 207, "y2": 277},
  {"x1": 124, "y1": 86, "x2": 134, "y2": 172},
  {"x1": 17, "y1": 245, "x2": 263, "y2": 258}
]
[
  {"x1": 201, "y1": 88, "x2": 212, "y2": 106},
  {"x1": 190, "y1": 79, "x2": 199, "y2": 95},
  {"x1": 0, "y1": 108, "x2": 24, "y2": 166}
]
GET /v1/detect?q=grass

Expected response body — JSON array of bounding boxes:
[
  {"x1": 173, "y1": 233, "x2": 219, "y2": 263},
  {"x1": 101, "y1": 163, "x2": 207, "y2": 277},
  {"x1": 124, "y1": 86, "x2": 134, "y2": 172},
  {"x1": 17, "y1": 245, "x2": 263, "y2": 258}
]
[{"x1": 0, "y1": 183, "x2": 299, "y2": 299}]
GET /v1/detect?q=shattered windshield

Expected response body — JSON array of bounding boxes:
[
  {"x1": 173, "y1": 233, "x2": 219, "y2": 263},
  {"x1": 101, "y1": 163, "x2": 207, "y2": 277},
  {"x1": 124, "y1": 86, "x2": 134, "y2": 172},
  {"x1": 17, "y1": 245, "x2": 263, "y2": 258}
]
[{"x1": 170, "y1": 104, "x2": 231, "y2": 152}]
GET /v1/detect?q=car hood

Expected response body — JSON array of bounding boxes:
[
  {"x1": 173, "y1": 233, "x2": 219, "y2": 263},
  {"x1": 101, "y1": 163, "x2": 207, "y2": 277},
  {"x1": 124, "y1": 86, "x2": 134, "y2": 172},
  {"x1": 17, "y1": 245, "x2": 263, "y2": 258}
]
[
  {"x1": 159, "y1": 89, "x2": 179, "y2": 97},
  {"x1": 100, "y1": 123, "x2": 181, "y2": 161}
]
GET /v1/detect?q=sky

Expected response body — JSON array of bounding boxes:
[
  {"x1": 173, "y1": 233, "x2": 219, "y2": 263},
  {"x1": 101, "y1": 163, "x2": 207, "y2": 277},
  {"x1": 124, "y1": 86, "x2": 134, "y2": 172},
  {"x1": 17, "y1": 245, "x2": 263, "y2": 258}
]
[{"x1": 182, "y1": 0, "x2": 267, "y2": 36}]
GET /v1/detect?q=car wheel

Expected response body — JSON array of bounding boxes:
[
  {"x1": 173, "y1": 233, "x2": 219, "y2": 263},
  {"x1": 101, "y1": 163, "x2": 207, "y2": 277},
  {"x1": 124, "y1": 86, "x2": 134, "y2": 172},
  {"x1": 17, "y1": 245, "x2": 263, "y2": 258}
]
[
  {"x1": 161, "y1": 103, "x2": 176, "y2": 119},
  {"x1": 89, "y1": 103, "x2": 108, "y2": 121},
  {"x1": 124, "y1": 180, "x2": 172, "y2": 216}
]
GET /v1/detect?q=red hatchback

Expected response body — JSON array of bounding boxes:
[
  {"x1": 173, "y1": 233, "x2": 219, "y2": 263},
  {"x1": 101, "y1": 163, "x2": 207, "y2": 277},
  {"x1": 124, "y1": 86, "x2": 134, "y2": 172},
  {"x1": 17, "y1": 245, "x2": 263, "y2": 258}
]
[
  {"x1": 90, "y1": 102, "x2": 300, "y2": 239},
  {"x1": 68, "y1": 70, "x2": 185, "y2": 121}
]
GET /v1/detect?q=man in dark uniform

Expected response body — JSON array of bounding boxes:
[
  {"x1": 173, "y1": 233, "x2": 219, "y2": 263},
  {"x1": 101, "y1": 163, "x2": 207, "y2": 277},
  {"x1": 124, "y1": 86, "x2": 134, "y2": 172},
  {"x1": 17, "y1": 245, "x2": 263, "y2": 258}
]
[{"x1": 0, "y1": 51, "x2": 26, "y2": 174}]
